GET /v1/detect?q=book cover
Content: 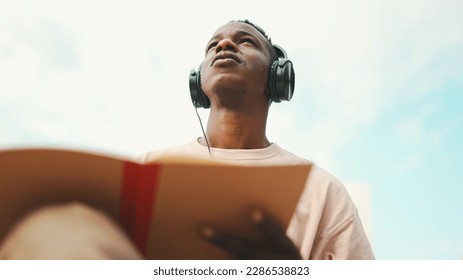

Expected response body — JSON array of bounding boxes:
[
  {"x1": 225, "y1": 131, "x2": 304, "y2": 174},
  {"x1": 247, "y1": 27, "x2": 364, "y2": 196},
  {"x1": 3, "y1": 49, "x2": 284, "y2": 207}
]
[{"x1": 0, "y1": 148, "x2": 311, "y2": 259}]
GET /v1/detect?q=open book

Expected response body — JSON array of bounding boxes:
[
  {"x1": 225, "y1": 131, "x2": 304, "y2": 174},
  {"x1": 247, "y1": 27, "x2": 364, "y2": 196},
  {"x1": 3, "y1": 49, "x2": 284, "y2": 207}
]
[{"x1": 0, "y1": 148, "x2": 311, "y2": 259}]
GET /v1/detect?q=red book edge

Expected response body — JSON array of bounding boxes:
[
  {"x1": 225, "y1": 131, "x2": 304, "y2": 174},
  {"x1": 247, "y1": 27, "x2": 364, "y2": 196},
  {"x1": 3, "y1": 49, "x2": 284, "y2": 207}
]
[{"x1": 120, "y1": 162, "x2": 160, "y2": 255}]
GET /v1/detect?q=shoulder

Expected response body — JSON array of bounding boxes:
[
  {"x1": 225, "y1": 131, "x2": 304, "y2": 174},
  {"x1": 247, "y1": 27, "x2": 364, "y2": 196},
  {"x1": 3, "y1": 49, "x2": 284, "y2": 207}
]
[
  {"x1": 271, "y1": 145, "x2": 352, "y2": 211},
  {"x1": 268, "y1": 144, "x2": 311, "y2": 165},
  {"x1": 269, "y1": 146, "x2": 355, "y2": 217},
  {"x1": 299, "y1": 162, "x2": 354, "y2": 217},
  {"x1": 272, "y1": 146, "x2": 347, "y2": 200},
  {"x1": 307, "y1": 164, "x2": 346, "y2": 195}
]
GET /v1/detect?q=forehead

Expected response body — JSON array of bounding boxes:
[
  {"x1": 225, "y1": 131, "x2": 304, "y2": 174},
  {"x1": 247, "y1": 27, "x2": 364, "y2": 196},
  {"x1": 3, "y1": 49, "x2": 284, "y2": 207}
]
[{"x1": 209, "y1": 22, "x2": 268, "y2": 43}]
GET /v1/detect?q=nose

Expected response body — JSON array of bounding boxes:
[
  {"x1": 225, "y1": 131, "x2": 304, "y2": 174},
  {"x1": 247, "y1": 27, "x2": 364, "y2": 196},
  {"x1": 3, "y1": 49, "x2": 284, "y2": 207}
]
[{"x1": 215, "y1": 38, "x2": 238, "y2": 53}]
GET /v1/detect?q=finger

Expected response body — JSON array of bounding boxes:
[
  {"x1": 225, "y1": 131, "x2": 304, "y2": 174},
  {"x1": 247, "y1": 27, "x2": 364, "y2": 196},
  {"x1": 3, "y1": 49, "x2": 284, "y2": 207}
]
[
  {"x1": 201, "y1": 226, "x2": 256, "y2": 259},
  {"x1": 251, "y1": 209, "x2": 287, "y2": 242},
  {"x1": 251, "y1": 209, "x2": 301, "y2": 258}
]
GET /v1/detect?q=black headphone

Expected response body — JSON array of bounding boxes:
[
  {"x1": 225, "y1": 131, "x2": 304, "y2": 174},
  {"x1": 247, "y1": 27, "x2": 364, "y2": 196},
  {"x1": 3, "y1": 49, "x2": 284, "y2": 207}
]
[{"x1": 189, "y1": 44, "x2": 295, "y2": 108}]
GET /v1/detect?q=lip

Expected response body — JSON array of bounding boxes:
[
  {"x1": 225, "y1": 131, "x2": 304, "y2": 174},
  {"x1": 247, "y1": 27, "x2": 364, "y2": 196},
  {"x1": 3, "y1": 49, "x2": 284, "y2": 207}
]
[{"x1": 211, "y1": 52, "x2": 241, "y2": 66}]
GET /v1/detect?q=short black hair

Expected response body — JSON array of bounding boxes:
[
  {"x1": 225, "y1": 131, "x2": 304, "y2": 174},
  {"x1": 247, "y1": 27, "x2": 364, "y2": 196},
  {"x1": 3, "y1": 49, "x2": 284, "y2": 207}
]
[{"x1": 232, "y1": 19, "x2": 279, "y2": 62}]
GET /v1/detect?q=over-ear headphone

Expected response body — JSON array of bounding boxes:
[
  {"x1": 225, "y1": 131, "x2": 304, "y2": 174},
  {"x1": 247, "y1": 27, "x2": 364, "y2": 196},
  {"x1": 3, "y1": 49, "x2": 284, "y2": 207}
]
[{"x1": 189, "y1": 44, "x2": 295, "y2": 108}]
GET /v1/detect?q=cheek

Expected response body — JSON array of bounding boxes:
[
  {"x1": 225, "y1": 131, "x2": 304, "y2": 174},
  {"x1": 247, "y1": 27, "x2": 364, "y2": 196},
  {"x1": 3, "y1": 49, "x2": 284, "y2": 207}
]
[
  {"x1": 199, "y1": 65, "x2": 211, "y2": 90},
  {"x1": 249, "y1": 54, "x2": 270, "y2": 77},
  {"x1": 249, "y1": 60, "x2": 270, "y2": 85}
]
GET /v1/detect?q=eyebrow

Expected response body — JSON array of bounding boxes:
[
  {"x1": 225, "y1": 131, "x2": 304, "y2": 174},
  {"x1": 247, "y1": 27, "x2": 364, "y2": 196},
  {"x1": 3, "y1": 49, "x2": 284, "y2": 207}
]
[
  {"x1": 205, "y1": 29, "x2": 262, "y2": 50},
  {"x1": 236, "y1": 30, "x2": 260, "y2": 42}
]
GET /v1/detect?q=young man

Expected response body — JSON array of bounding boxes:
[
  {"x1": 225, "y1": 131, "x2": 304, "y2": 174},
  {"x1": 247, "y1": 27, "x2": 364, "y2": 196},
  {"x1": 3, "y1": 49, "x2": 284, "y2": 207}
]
[
  {"x1": 142, "y1": 20, "x2": 374, "y2": 259},
  {"x1": 0, "y1": 20, "x2": 373, "y2": 260}
]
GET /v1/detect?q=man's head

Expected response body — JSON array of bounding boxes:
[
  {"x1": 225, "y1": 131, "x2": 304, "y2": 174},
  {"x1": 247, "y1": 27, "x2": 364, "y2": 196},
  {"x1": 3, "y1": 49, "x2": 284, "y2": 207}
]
[
  {"x1": 189, "y1": 20, "x2": 294, "y2": 109},
  {"x1": 199, "y1": 20, "x2": 276, "y2": 110}
]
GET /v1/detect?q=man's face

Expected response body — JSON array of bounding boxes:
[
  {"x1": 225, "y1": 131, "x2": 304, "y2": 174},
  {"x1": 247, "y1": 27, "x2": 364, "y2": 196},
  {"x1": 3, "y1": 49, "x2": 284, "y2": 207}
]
[{"x1": 200, "y1": 22, "x2": 273, "y2": 108}]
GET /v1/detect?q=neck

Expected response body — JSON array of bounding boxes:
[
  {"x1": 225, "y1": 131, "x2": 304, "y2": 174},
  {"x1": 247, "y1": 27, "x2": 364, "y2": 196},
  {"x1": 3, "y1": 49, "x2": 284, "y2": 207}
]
[{"x1": 204, "y1": 108, "x2": 270, "y2": 149}]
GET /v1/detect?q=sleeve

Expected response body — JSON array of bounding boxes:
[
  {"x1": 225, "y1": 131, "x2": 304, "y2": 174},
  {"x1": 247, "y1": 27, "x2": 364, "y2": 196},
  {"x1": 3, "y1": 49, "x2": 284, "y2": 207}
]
[{"x1": 309, "y1": 176, "x2": 375, "y2": 260}]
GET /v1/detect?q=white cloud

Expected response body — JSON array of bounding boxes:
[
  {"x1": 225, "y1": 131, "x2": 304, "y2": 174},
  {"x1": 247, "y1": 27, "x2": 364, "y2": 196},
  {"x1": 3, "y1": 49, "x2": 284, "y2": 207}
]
[
  {"x1": 1, "y1": 0, "x2": 462, "y2": 261},
  {"x1": 393, "y1": 101, "x2": 454, "y2": 174},
  {"x1": 0, "y1": 0, "x2": 462, "y2": 165},
  {"x1": 395, "y1": 103, "x2": 437, "y2": 144},
  {"x1": 265, "y1": 0, "x2": 463, "y2": 171},
  {"x1": 395, "y1": 154, "x2": 422, "y2": 175}
]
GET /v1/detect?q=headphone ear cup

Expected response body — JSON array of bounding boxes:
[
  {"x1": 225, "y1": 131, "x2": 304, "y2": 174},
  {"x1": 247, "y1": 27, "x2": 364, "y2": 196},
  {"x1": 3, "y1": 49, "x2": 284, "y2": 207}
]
[
  {"x1": 268, "y1": 59, "x2": 295, "y2": 103},
  {"x1": 267, "y1": 61, "x2": 280, "y2": 102},
  {"x1": 189, "y1": 68, "x2": 211, "y2": 108}
]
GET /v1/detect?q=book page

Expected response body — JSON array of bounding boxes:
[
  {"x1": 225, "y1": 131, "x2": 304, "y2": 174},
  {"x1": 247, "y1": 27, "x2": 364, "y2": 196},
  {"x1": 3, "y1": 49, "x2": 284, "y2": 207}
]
[{"x1": 0, "y1": 148, "x2": 311, "y2": 259}]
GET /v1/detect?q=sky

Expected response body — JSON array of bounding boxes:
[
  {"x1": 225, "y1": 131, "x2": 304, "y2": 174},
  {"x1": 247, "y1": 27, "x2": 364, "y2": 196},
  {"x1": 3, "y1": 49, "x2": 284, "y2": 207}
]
[{"x1": 0, "y1": 0, "x2": 462, "y2": 259}]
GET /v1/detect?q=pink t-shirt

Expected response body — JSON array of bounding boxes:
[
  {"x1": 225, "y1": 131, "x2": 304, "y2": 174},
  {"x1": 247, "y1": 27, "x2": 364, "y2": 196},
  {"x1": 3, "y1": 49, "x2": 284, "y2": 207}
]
[{"x1": 141, "y1": 138, "x2": 374, "y2": 259}]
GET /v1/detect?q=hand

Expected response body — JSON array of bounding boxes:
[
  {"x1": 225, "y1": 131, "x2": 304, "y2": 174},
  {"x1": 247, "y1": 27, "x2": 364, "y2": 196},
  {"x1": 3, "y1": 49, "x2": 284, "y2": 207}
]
[{"x1": 201, "y1": 209, "x2": 302, "y2": 260}]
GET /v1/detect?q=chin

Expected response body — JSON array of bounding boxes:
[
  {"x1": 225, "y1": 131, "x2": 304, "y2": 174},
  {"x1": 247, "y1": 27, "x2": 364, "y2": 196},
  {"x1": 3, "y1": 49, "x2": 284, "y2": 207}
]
[{"x1": 204, "y1": 74, "x2": 245, "y2": 95}]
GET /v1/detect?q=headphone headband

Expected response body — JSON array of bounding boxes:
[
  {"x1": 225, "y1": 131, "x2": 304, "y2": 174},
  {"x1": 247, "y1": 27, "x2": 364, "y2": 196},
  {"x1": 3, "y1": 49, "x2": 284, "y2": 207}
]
[{"x1": 273, "y1": 44, "x2": 288, "y2": 59}]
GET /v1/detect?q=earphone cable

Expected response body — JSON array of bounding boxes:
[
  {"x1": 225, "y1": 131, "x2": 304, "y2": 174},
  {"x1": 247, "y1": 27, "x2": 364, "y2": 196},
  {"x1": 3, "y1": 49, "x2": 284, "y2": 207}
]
[{"x1": 194, "y1": 104, "x2": 212, "y2": 157}]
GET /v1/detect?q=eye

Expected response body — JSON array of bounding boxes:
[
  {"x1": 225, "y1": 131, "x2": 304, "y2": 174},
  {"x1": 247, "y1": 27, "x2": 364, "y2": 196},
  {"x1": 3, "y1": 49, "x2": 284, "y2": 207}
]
[
  {"x1": 206, "y1": 42, "x2": 218, "y2": 52},
  {"x1": 241, "y1": 38, "x2": 256, "y2": 46}
]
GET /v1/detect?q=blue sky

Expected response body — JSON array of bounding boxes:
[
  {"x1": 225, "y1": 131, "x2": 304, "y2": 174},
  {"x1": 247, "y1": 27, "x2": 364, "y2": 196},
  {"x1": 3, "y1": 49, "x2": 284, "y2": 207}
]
[{"x1": 0, "y1": 0, "x2": 462, "y2": 259}]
